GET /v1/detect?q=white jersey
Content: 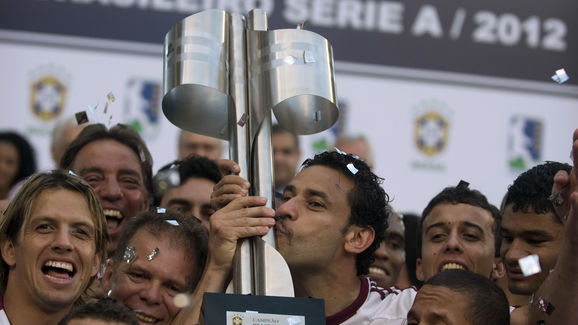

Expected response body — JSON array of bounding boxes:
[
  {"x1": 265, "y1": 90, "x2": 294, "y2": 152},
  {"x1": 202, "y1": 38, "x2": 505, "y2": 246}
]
[
  {"x1": 0, "y1": 297, "x2": 10, "y2": 325},
  {"x1": 327, "y1": 278, "x2": 417, "y2": 325}
]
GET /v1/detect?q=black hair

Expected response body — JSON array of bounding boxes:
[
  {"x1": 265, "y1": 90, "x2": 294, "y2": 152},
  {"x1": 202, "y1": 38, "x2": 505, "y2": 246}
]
[
  {"x1": 400, "y1": 212, "x2": 423, "y2": 288},
  {"x1": 302, "y1": 150, "x2": 388, "y2": 276},
  {"x1": 154, "y1": 155, "x2": 222, "y2": 205},
  {"x1": 504, "y1": 161, "x2": 571, "y2": 222},
  {"x1": 419, "y1": 182, "x2": 501, "y2": 257},
  {"x1": 0, "y1": 131, "x2": 37, "y2": 188},
  {"x1": 423, "y1": 269, "x2": 510, "y2": 325},
  {"x1": 58, "y1": 298, "x2": 138, "y2": 325}
]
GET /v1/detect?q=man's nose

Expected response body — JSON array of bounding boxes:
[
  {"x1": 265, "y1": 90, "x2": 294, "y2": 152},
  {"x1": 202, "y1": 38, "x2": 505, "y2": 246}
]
[
  {"x1": 97, "y1": 178, "x2": 122, "y2": 201},
  {"x1": 444, "y1": 231, "x2": 464, "y2": 253}
]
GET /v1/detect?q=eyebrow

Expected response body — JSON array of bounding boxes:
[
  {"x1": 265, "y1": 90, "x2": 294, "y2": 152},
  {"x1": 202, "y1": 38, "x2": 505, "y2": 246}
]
[
  {"x1": 166, "y1": 198, "x2": 192, "y2": 207},
  {"x1": 29, "y1": 216, "x2": 95, "y2": 231},
  {"x1": 461, "y1": 221, "x2": 484, "y2": 234},
  {"x1": 304, "y1": 188, "x2": 329, "y2": 201},
  {"x1": 385, "y1": 232, "x2": 404, "y2": 242},
  {"x1": 425, "y1": 221, "x2": 485, "y2": 234},
  {"x1": 79, "y1": 167, "x2": 142, "y2": 179},
  {"x1": 425, "y1": 222, "x2": 447, "y2": 234}
]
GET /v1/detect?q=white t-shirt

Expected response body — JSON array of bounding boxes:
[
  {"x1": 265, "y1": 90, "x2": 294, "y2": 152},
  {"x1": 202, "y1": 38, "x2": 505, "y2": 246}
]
[{"x1": 327, "y1": 278, "x2": 417, "y2": 325}]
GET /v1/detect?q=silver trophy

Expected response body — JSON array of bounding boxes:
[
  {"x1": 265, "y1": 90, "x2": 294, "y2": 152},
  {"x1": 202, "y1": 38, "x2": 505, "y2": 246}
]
[{"x1": 162, "y1": 9, "x2": 339, "y2": 298}]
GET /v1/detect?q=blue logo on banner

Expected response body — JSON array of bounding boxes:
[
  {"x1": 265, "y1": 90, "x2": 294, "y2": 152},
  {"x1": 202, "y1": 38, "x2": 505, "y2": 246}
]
[
  {"x1": 30, "y1": 75, "x2": 66, "y2": 121},
  {"x1": 124, "y1": 78, "x2": 161, "y2": 139},
  {"x1": 414, "y1": 110, "x2": 449, "y2": 157},
  {"x1": 508, "y1": 116, "x2": 542, "y2": 171}
]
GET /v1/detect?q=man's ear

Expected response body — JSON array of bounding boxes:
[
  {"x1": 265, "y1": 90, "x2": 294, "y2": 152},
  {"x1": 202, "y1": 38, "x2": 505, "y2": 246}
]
[
  {"x1": 91, "y1": 252, "x2": 102, "y2": 278},
  {"x1": 0, "y1": 238, "x2": 16, "y2": 267},
  {"x1": 491, "y1": 258, "x2": 506, "y2": 280},
  {"x1": 344, "y1": 225, "x2": 375, "y2": 254},
  {"x1": 416, "y1": 257, "x2": 425, "y2": 281},
  {"x1": 100, "y1": 259, "x2": 115, "y2": 294},
  {"x1": 141, "y1": 195, "x2": 151, "y2": 212}
]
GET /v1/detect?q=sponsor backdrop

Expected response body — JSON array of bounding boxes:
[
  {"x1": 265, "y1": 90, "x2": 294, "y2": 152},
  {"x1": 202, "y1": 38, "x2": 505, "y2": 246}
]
[{"x1": 1, "y1": 0, "x2": 577, "y2": 213}]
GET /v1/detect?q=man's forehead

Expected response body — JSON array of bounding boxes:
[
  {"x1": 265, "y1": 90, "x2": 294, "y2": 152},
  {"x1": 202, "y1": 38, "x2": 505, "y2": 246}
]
[
  {"x1": 386, "y1": 214, "x2": 405, "y2": 235},
  {"x1": 75, "y1": 142, "x2": 143, "y2": 174},
  {"x1": 502, "y1": 205, "x2": 562, "y2": 231},
  {"x1": 292, "y1": 166, "x2": 353, "y2": 194},
  {"x1": 425, "y1": 203, "x2": 494, "y2": 228},
  {"x1": 273, "y1": 132, "x2": 298, "y2": 148}
]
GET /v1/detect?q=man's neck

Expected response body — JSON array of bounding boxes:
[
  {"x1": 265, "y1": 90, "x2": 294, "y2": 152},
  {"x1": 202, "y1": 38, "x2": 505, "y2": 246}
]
[
  {"x1": 292, "y1": 266, "x2": 362, "y2": 317},
  {"x1": 3, "y1": 284, "x2": 71, "y2": 325}
]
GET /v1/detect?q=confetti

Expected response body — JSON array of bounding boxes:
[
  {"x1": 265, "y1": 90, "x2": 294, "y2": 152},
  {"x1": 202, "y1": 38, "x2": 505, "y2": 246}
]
[
  {"x1": 303, "y1": 51, "x2": 316, "y2": 64},
  {"x1": 346, "y1": 163, "x2": 358, "y2": 175},
  {"x1": 457, "y1": 180, "x2": 470, "y2": 189},
  {"x1": 334, "y1": 147, "x2": 360, "y2": 160},
  {"x1": 335, "y1": 147, "x2": 347, "y2": 155},
  {"x1": 548, "y1": 191, "x2": 563, "y2": 207},
  {"x1": 75, "y1": 111, "x2": 89, "y2": 125},
  {"x1": 535, "y1": 296, "x2": 555, "y2": 315},
  {"x1": 156, "y1": 207, "x2": 166, "y2": 213},
  {"x1": 237, "y1": 113, "x2": 248, "y2": 127},
  {"x1": 519, "y1": 254, "x2": 541, "y2": 277},
  {"x1": 68, "y1": 170, "x2": 79, "y2": 177},
  {"x1": 146, "y1": 247, "x2": 159, "y2": 261},
  {"x1": 284, "y1": 55, "x2": 296, "y2": 65},
  {"x1": 551, "y1": 68, "x2": 569, "y2": 84},
  {"x1": 104, "y1": 102, "x2": 109, "y2": 114},
  {"x1": 173, "y1": 293, "x2": 191, "y2": 308},
  {"x1": 123, "y1": 246, "x2": 137, "y2": 264},
  {"x1": 87, "y1": 104, "x2": 97, "y2": 114},
  {"x1": 107, "y1": 92, "x2": 116, "y2": 103},
  {"x1": 166, "y1": 219, "x2": 179, "y2": 226}
]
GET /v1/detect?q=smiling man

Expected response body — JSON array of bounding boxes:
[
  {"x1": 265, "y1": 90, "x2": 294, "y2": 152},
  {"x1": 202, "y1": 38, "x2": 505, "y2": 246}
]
[
  {"x1": 368, "y1": 207, "x2": 406, "y2": 288},
  {"x1": 501, "y1": 162, "x2": 570, "y2": 298},
  {"x1": 155, "y1": 155, "x2": 221, "y2": 230},
  {"x1": 0, "y1": 170, "x2": 108, "y2": 325},
  {"x1": 101, "y1": 210, "x2": 208, "y2": 325},
  {"x1": 60, "y1": 124, "x2": 153, "y2": 256},
  {"x1": 416, "y1": 181, "x2": 504, "y2": 282}
]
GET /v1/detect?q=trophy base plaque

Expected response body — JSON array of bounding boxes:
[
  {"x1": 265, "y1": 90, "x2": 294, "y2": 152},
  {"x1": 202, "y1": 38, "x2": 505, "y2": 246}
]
[{"x1": 203, "y1": 293, "x2": 325, "y2": 325}]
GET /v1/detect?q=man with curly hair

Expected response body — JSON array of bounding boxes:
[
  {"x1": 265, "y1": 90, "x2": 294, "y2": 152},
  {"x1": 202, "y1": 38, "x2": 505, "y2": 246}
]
[
  {"x1": 500, "y1": 161, "x2": 571, "y2": 325},
  {"x1": 172, "y1": 151, "x2": 416, "y2": 324}
]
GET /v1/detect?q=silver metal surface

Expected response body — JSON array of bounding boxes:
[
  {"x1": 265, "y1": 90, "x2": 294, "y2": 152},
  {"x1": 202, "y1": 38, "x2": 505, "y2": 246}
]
[
  {"x1": 162, "y1": 8, "x2": 338, "y2": 298},
  {"x1": 248, "y1": 28, "x2": 339, "y2": 135},
  {"x1": 228, "y1": 12, "x2": 253, "y2": 295},
  {"x1": 162, "y1": 9, "x2": 231, "y2": 139}
]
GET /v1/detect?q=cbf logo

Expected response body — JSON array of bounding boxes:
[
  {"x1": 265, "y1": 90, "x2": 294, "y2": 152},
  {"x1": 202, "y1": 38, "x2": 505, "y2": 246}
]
[
  {"x1": 231, "y1": 315, "x2": 243, "y2": 325},
  {"x1": 414, "y1": 110, "x2": 449, "y2": 156},
  {"x1": 30, "y1": 75, "x2": 66, "y2": 121},
  {"x1": 508, "y1": 116, "x2": 542, "y2": 171},
  {"x1": 124, "y1": 78, "x2": 161, "y2": 140}
]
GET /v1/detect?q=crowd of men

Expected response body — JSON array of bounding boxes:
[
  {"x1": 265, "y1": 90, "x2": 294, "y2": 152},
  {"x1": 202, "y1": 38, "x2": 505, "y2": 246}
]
[{"x1": 0, "y1": 121, "x2": 576, "y2": 325}]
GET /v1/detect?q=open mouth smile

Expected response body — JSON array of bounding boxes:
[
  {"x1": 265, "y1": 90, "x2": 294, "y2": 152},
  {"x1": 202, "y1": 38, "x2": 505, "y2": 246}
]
[{"x1": 42, "y1": 260, "x2": 76, "y2": 280}]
